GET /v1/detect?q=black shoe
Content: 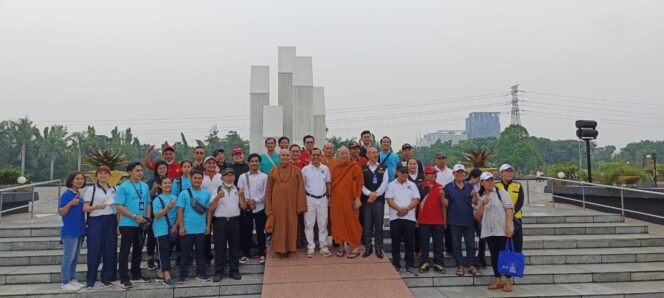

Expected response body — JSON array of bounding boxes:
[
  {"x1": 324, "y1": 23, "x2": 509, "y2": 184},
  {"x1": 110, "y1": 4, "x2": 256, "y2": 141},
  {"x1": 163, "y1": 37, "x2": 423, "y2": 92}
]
[
  {"x1": 101, "y1": 280, "x2": 113, "y2": 288},
  {"x1": 177, "y1": 277, "x2": 187, "y2": 284},
  {"x1": 479, "y1": 259, "x2": 488, "y2": 268},
  {"x1": 393, "y1": 264, "x2": 401, "y2": 273},
  {"x1": 213, "y1": 274, "x2": 223, "y2": 282},
  {"x1": 375, "y1": 248, "x2": 384, "y2": 259},
  {"x1": 362, "y1": 246, "x2": 373, "y2": 258},
  {"x1": 121, "y1": 281, "x2": 133, "y2": 289},
  {"x1": 229, "y1": 272, "x2": 242, "y2": 280},
  {"x1": 147, "y1": 259, "x2": 156, "y2": 270},
  {"x1": 130, "y1": 276, "x2": 149, "y2": 283},
  {"x1": 196, "y1": 275, "x2": 210, "y2": 282}
]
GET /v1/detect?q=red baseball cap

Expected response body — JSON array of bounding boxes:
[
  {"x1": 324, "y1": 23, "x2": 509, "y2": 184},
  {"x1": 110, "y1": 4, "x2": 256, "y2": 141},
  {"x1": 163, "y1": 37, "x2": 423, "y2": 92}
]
[
  {"x1": 162, "y1": 145, "x2": 175, "y2": 152},
  {"x1": 424, "y1": 166, "x2": 438, "y2": 175},
  {"x1": 232, "y1": 146, "x2": 244, "y2": 155},
  {"x1": 96, "y1": 165, "x2": 112, "y2": 175}
]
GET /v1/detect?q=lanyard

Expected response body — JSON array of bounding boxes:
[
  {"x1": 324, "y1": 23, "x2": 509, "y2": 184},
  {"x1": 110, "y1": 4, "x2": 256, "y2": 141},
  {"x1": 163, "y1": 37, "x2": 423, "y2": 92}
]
[{"x1": 131, "y1": 183, "x2": 144, "y2": 202}]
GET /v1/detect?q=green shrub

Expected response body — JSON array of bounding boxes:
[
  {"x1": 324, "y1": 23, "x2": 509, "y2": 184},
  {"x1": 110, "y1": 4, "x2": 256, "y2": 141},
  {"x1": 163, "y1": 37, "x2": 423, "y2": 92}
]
[
  {"x1": 545, "y1": 162, "x2": 580, "y2": 180},
  {"x1": 600, "y1": 162, "x2": 647, "y2": 185},
  {"x1": 0, "y1": 166, "x2": 23, "y2": 185}
]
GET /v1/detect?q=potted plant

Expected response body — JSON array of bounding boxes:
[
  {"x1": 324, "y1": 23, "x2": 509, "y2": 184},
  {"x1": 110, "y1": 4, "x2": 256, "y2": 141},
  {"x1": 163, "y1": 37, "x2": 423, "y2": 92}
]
[
  {"x1": 462, "y1": 149, "x2": 496, "y2": 172},
  {"x1": 84, "y1": 150, "x2": 130, "y2": 186}
]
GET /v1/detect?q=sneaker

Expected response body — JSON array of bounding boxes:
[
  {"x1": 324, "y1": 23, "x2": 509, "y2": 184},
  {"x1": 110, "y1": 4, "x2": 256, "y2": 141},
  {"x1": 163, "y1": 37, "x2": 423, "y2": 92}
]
[
  {"x1": 239, "y1": 256, "x2": 249, "y2": 264},
  {"x1": 101, "y1": 280, "x2": 113, "y2": 288},
  {"x1": 70, "y1": 280, "x2": 84, "y2": 288},
  {"x1": 162, "y1": 279, "x2": 175, "y2": 287},
  {"x1": 177, "y1": 277, "x2": 187, "y2": 284},
  {"x1": 147, "y1": 259, "x2": 157, "y2": 270},
  {"x1": 131, "y1": 276, "x2": 150, "y2": 283},
  {"x1": 196, "y1": 275, "x2": 210, "y2": 282},
  {"x1": 433, "y1": 264, "x2": 446, "y2": 274},
  {"x1": 213, "y1": 274, "x2": 223, "y2": 282},
  {"x1": 307, "y1": 248, "x2": 315, "y2": 258},
  {"x1": 61, "y1": 283, "x2": 83, "y2": 292},
  {"x1": 154, "y1": 275, "x2": 164, "y2": 283},
  {"x1": 406, "y1": 266, "x2": 420, "y2": 276},
  {"x1": 259, "y1": 256, "x2": 266, "y2": 264},
  {"x1": 419, "y1": 263, "x2": 430, "y2": 273},
  {"x1": 229, "y1": 272, "x2": 242, "y2": 280},
  {"x1": 120, "y1": 281, "x2": 133, "y2": 289},
  {"x1": 320, "y1": 247, "x2": 332, "y2": 257}
]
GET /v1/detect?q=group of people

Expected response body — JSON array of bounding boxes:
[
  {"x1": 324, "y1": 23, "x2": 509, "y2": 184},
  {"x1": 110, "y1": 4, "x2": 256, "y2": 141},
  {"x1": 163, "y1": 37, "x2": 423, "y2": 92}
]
[{"x1": 57, "y1": 130, "x2": 524, "y2": 293}]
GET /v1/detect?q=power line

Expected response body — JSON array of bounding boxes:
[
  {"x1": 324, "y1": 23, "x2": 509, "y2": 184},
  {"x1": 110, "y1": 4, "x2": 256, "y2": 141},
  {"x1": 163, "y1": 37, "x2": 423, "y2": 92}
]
[{"x1": 523, "y1": 90, "x2": 664, "y2": 109}]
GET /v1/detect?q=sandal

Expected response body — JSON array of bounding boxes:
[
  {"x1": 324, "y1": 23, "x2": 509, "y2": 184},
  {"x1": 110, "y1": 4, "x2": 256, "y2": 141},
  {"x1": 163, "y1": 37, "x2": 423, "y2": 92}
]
[
  {"x1": 288, "y1": 252, "x2": 297, "y2": 260},
  {"x1": 469, "y1": 267, "x2": 482, "y2": 277},
  {"x1": 347, "y1": 250, "x2": 361, "y2": 259},
  {"x1": 502, "y1": 279, "x2": 513, "y2": 292},
  {"x1": 487, "y1": 281, "x2": 504, "y2": 290},
  {"x1": 336, "y1": 249, "x2": 346, "y2": 257},
  {"x1": 272, "y1": 253, "x2": 282, "y2": 261},
  {"x1": 455, "y1": 267, "x2": 465, "y2": 276}
]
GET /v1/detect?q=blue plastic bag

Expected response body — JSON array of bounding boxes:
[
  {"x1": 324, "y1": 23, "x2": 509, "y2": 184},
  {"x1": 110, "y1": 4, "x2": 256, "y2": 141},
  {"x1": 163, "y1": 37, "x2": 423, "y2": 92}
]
[{"x1": 498, "y1": 238, "x2": 525, "y2": 277}]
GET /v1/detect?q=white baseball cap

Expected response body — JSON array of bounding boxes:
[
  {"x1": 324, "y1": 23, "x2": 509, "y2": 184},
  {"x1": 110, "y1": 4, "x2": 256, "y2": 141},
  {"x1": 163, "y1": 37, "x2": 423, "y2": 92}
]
[
  {"x1": 480, "y1": 172, "x2": 494, "y2": 181},
  {"x1": 499, "y1": 164, "x2": 514, "y2": 172},
  {"x1": 452, "y1": 164, "x2": 466, "y2": 172}
]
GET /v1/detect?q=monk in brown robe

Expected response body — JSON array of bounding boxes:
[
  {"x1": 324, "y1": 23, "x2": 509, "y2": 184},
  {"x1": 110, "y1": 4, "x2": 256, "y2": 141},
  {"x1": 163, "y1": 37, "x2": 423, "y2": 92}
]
[
  {"x1": 321, "y1": 143, "x2": 338, "y2": 170},
  {"x1": 330, "y1": 146, "x2": 364, "y2": 258},
  {"x1": 266, "y1": 149, "x2": 307, "y2": 259}
]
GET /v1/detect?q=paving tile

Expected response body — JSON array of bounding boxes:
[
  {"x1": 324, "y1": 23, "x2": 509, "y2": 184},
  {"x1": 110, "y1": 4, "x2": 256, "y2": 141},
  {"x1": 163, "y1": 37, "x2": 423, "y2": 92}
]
[
  {"x1": 262, "y1": 279, "x2": 413, "y2": 298},
  {"x1": 559, "y1": 282, "x2": 620, "y2": 295},
  {"x1": 553, "y1": 273, "x2": 593, "y2": 284},
  {"x1": 410, "y1": 287, "x2": 445, "y2": 298},
  {"x1": 423, "y1": 286, "x2": 487, "y2": 298},
  {"x1": 592, "y1": 272, "x2": 631, "y2": 282},
  {"x1": 432, "y1": 276, "x2": 473, "y2": 287},
  {"x1": 565, "y1": 255, "x2": 602, "y2": 264},
  {"x1": 519, "y1": 283, "x2": 583, "y2": 296}
]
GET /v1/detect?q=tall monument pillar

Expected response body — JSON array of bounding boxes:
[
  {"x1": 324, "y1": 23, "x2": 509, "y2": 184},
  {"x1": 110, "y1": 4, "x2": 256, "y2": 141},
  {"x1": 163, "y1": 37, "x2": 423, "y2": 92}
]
[
  {"x1": 250, "y1": 65, "x2": 269, "y2": 153},
  {"x1": 291, "y1": 56, "x2": 314, "y2": 145},
  {"x1": 278, "y1": 47, "x2": 296, "y2": 141},
  {"x1": 313, "y1": 86, "x2": 326, "y2": 146}
]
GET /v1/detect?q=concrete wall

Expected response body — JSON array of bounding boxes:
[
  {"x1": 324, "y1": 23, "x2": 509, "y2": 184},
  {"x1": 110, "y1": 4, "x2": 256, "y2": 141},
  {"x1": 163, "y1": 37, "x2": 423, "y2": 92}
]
[
  {"x1": 291, "y1": 56, "x2": 313, "y2": 145},
  {"x1": 250, "y1": 66, "x2": 270, "y2": 154},
  {"x1": 263, "y1": 105, "x2": 284, "y2": 142},
  {"x1": 313, "y1": 87, "x2": 326, "y2": 144}
]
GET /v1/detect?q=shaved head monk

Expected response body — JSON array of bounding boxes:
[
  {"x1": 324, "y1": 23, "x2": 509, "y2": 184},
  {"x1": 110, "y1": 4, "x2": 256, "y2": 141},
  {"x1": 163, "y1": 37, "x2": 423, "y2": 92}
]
[
  {"x1": 330, "y1": 147, "x2": 364, "y2": 258},
  {"x1": 265, "y1": 149, "x2": 307, "y2": 260}
]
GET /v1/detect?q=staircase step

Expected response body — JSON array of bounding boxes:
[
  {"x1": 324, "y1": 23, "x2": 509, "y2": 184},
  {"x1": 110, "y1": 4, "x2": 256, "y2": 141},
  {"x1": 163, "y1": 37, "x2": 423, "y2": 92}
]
[
  {"x1": 411, "y1": 280, "x2": 664, "y2": 297},
  {"x1": 400, "y1": 262, "x2": 664, "y2": 288},
  {"x1": 520, "y1": 214, "x2": 624, "y2": 224},
  {"x1": 0, "y1": 275, "x2": 263, "y2": 297},
  {"x1": 522, "y1": 223, "x2": 648, "y2": 236},
  {"x1": 0, "y1": 262, "x2": 265, "y2": 285}
]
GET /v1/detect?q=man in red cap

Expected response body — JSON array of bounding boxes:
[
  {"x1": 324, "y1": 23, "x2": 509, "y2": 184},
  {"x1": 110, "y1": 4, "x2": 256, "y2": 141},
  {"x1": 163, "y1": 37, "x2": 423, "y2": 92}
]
[
  {"x1": 144, "y1": 144, "x2": 181, "y2": 180},
  {"x1": 349, "y1": 142, "x2": 368, "y2": 165},
  {"x1": 417, "y1": 166, "x2": 447, "y2": 274}
]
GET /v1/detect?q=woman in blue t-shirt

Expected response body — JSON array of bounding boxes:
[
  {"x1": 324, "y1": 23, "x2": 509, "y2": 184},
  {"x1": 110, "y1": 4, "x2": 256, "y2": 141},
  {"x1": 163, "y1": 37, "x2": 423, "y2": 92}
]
[
  {"x1": 58, "y1": 171, "x2": 86, "y2": 292},
  {"x1": 173, "y1": 160, "x2": 193, "y2": 196},
  {"x1": 150, "y1": 177, "x2": 179, "y2": 287}
]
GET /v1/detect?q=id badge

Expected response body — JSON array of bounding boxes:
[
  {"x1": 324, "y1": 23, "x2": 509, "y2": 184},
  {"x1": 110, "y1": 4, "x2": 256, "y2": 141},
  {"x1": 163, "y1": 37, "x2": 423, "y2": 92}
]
[
  {"x1": 139, "y1": 201, "x2": 145, "y2": 211},
  {"x1": 372, "y1": 174, "x2": 378, "y2": 184}
]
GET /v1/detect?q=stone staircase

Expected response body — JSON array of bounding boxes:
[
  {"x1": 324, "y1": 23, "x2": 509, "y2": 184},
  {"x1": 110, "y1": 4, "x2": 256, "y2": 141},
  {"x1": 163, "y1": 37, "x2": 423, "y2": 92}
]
[{"x1": 1, "y1": 209, "x2": 664, "y2": 297}]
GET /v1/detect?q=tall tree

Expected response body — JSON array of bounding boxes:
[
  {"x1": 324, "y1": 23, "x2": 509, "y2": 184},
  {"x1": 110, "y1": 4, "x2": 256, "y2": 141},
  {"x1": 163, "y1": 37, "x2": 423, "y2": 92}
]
[
  {"x1": 39, "y1": 125, "x2": 68, "y2": 180},
  {"x1": 495, "y1": 124, "x2": 541, "y2": 173},
  {"x1": 9, "y1": 117, "x2": 40, "y2": 175}
]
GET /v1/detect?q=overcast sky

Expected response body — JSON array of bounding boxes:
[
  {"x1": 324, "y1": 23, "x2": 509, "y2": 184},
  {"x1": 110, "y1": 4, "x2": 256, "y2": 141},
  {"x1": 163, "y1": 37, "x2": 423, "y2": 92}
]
[{"x1": 1, "y1": 0, "x2": 662, "y2": 151}]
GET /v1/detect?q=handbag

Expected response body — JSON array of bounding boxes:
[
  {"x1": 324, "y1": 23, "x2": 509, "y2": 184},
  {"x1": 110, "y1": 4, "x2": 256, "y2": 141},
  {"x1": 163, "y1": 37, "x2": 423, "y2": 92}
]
[
  {"x1": 498, "y1": 238, "x2": 525, "y2": 277},
  {"x1": 186, "y1": 188, "x2": 207, "y2": 215}
]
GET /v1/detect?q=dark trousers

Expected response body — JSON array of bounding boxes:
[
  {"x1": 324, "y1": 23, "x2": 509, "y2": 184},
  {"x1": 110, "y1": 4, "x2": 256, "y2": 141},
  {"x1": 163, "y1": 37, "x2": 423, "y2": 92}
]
[
  {"x1": 485, "y1": 236, "x2": 511, "y2": 278},
  {"x1": 390, "y1": 219, "x2": 416, "y2": 268},
  {"x1": 146, "y1": 226, "x2": 156, "y2": 258},
  {"x1": 241, "y1": 210, "x2": 267, "y2": 257},
  {"x1": 513, "y1": 218, "x2": 523, "y2": 252},
  {"x1": 214, "y1": 217, "x2": 241, "y2": 275},
  {"x1": 475, "y1": 221, "x2": 486, "y2": 263},
  {"x1": 85, "y1": 215, "x2": 117, "y2": 286},
  {"x1": 445, "y1": 226, "x2": 452, "y2": 253},
  {"x1": 118, "y1": 226, "x2": 144, "y2": 283},
  {"x1": 419, "y1": 224, "x2": 445, "y2": 266},
  {"x1": 362, "y1": 200, "x2": 385, "y2": 249},
  {"x1": 156, "y1": 236, "x2": 175, "y2": 271},
  {"x1": 179, "y1": 233, "x2": 206, "y2": 277},
  {"x1": 450, "y1": 225, "x2": 476, "y2": 267}
]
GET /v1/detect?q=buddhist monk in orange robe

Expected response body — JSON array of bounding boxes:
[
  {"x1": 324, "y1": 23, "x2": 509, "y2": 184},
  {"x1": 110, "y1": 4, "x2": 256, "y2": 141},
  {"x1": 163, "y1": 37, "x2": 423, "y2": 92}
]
[
  {"x1": 330, "y1": 147, "x2": 364, "y2": 258},
  {"x1": 266, "y1": 149, "x2": 307, "y2": 259}
]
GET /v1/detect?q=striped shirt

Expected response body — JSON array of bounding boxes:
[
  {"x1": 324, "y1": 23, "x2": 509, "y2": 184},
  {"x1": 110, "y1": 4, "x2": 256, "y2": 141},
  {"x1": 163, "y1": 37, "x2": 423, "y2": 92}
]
[{"x1": 478, "y1": 188, "x2": 514, "y2": 239}]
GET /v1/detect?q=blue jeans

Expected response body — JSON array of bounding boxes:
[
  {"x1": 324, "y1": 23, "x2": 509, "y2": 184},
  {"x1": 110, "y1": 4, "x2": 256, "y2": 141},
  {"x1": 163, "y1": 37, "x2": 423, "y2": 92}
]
[
  {"x1": 449, "y1": 225, "x2": 475, "y2": 267},
  {"x1": 61, "y1": 236, "x2": 83, "y2": 284}
]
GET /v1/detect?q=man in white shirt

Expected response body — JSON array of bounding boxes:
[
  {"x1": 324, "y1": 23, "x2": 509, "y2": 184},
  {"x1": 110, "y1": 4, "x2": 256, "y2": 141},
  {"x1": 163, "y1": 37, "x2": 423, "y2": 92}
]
[
  {"x1": 434, "y1": 153, "x2": 454, "y2": 187},
  {"x1": 386, "y1": 167, "x2": 421, "y2": 275},
  {"x1": 201, "y1": 156, "x2": 222, "y2": 263},
  {"x1": 237, "y1": 153, "x2": 268, "y2": 264},
  {"x1": 207, "y1": 168, "x2": 247, "y2": 282},
  {"x1": 301, "y1": 148, "x2": 332, "y2": 257},
  {"x1": 361, "y1": 147, "x2": 389, "y2": 258}
]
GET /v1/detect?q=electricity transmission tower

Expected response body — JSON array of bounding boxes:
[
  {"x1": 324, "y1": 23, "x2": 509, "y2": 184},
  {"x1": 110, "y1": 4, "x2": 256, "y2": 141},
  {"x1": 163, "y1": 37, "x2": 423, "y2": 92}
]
[{"x1": 510, "y1": 84, "x2": 522, "y2": 125}]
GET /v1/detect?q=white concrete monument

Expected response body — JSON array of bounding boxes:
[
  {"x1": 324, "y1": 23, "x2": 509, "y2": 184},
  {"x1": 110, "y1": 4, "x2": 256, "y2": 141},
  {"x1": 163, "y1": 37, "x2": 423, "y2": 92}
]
[{"x1": 250, "y1": 47, "x2": 326, "y2": 153}]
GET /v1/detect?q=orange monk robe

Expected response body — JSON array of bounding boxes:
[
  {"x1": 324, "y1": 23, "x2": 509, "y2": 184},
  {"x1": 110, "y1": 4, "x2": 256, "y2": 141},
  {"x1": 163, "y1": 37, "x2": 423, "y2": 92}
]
[
  {"x1": 330, "y1": 161, "x2": 364, "y2": 247},
  {"x1": 265, "y1": 165, "x2": 307, "y2": 253},
  {"x1": 322, "y1": 156, "x2": 338, "y2": 172}
]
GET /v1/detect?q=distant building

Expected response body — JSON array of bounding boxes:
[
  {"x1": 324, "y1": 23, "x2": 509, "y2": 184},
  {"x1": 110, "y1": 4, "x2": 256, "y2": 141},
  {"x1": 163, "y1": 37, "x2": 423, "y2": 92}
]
[
  {"x1": 466, "y1": 112, "x2": 500, "y2": 139},
  {"x1": 417, "y1": 130, "x2": 467, "y2": 146}
]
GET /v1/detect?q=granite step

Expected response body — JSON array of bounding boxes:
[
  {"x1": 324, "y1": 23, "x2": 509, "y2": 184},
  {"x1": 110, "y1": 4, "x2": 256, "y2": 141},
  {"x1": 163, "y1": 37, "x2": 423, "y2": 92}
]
[
  {"x1": 0, "y1": 262, "x2": 264, "y2": 285},
  {"x1": 400, "y1": 262, "x2": 664, "y2": 288},
  {"x1": 0, "y1": 275, "x2": 263, "y2": 297},
  {"x1": 8, "y1": 233, "x2": 664, "y2": 252},
  {"x1": 411, "y1": 280, "x2": 664, "y2": 297}
]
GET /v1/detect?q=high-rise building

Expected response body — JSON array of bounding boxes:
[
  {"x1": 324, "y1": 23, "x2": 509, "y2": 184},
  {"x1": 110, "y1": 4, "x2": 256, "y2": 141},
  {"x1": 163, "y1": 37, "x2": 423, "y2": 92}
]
[{"x1": 466, "y1": 112, "x2": 500, "y2": 139}]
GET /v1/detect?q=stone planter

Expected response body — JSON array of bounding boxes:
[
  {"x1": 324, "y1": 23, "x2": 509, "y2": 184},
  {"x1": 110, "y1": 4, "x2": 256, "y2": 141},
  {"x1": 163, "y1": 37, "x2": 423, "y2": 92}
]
[{"x1": 616, "y1": 176, "x2": 641, "y2": 185}]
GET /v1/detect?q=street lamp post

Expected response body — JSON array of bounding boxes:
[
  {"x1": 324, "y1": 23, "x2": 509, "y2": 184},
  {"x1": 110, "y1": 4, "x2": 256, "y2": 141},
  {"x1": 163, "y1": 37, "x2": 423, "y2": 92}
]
[
  {"x1": 575, "y1": 120, "x2": 599, "y2": 183},
  {"x1": 654, "y1": 153, "x2": 658, "y2": 187}
]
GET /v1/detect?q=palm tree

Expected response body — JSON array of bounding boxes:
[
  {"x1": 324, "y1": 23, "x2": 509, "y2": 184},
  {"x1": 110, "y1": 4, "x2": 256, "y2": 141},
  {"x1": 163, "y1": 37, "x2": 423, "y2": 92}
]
[
  {"x1": 462, "y1": 148, "x2": 495, "y2": 168},
  {"x1": 9, "y1": 117, "x2": 40, "y2": 175},
  {"x1": 39, "y1": 125, "x2": 68, "y2": 180},
  {"x1": 84, "y1": 150, "x2": 129, "y2": 169},
  {"x1": 68, "y1": 131, "x2": 87, "y2": 171}
]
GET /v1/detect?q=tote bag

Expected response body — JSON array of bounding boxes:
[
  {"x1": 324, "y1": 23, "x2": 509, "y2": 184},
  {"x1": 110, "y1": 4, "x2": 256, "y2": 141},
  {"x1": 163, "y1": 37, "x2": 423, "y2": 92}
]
[{"x1": 498, "y1": 238, "x2": 525, "y2": 277}]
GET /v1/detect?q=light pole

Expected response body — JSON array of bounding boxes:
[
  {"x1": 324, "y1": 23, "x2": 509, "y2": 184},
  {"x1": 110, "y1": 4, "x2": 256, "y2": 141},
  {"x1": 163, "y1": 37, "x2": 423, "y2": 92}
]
[
  {"x1": 654, "y1": 153, "x2": 658, "y2": 187},
  {"x1": 576, "y1": 120, "x2": 598, "y2": 183}
]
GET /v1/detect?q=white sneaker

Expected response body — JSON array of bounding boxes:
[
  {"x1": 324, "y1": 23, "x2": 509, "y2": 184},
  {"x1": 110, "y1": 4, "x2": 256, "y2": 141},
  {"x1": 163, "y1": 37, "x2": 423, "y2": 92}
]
[
  {"x1": 70, "y1": 280, "x2": 84, "y2": 288},
  {"x1": 320, "y1": 247, "x2": 332, "y2": 257},
  {"x1": 259, "y1": 256, "x2": 266, "y2": 264},
  {"x1": 61, "y1": 283, "x2": 82, "y2": 292},
  {"x1": 307, "y1": 249, "x2": 315, "y2": 258},
  {"x1": 239, "y1": 256, "x2": 249, "y2": 264}
]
